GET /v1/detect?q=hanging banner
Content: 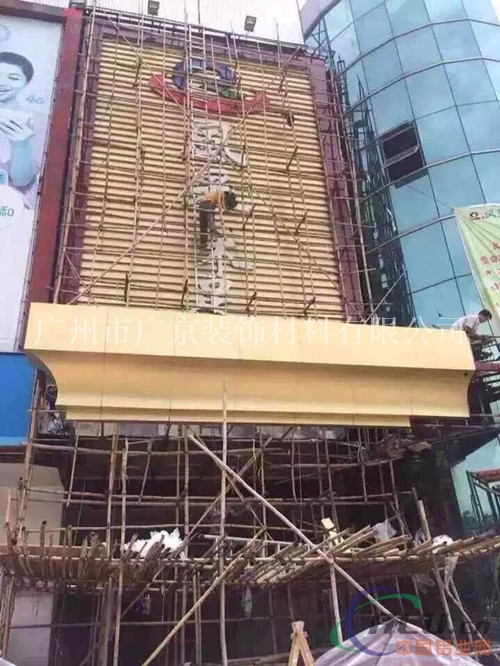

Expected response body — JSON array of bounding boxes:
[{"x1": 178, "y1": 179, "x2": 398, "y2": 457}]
[
  {"x1": 0, "y1": 15, "x2": 62, "y2": 351},
  {"x1": 454, "y1": 204, "x2": 500, "y2": 334}
]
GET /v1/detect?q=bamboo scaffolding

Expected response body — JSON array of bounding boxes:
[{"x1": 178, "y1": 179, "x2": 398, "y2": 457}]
[{"x1": 3, "y1": 6, "x2": 499, "y2": 664}]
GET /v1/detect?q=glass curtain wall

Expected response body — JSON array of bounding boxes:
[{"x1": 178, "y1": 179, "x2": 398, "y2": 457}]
[{"x1": 304, "y1": 0, "x2": 500, "y2": 328}]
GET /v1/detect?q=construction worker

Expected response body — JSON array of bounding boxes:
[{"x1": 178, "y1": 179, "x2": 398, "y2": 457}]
[
  {"x1": 197, "y1": 188, "x2": 238, "y2": 246},
  {"x1": 451, "y1": 308, "x2": 492, "y2": 341}
]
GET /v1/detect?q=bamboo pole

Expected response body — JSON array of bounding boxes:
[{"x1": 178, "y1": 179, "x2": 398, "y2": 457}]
[
  {"x1": 177, "y1": 428, "x2": 186, "y2": 666},
  {"x1": 75, "y1": 429, "x2": 286, "y2": 666},
  {"x1": 187, "y1": 431, "x2": 406, "y2": 623},
  {"x1": 67, "y1": 429, "x2": 79, "y2": 508},
  {"x1": 220, "y1": 389, "x2": 229, "y2": 666},
  {"x1": 112, "y1": 438, "x2": 128, "y2": 666},
  {"x1": 194, "y1": 572, "x2": 202, "y2": 665},
  {"x1": 139, "y1": 533, "x2": 265, "y2": 666},
  {"x1": 416, "y1": 496, "x2": 457, "y2": 646},
  {"x1": 448, "y1": 580, "x2": 500, "y2": 664},
  {"x1": 106, "y1": 428, "x2": 118, "y2": 558}
]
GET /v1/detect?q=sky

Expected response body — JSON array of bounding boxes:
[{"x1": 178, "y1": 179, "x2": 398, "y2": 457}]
[{"x1": 296, "y1": 0, "x2": 500, "y2": 18}]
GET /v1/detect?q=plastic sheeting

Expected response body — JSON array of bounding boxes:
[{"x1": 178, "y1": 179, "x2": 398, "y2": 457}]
[
  {"x1": 123, "y1": 529, "x2": 184, "y2": 558},
  {"x1": 315, "y1": 622, "x2": 478, "y2": 665}
]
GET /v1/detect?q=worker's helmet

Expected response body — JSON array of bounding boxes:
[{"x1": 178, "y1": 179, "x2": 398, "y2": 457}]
[{"x1": 224, "y1": 190, "x2": 238, "y2": 210}]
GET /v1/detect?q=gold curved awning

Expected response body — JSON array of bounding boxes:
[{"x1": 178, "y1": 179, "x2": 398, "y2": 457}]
[{"x1": 24, "y1": 303, "x2": 475, "y2": 426}]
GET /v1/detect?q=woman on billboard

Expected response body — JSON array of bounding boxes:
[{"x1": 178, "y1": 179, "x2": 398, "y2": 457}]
[{"x1": 0, "y1": 51, "x2": 38, "y2": 204}]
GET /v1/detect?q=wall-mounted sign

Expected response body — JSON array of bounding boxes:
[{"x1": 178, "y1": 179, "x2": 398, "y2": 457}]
[{"x1": 150, "y1": 58, "x2": 273, "y2": 118}]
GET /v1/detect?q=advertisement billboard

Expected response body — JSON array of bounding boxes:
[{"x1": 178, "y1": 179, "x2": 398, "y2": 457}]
[
  {"x1": 0, "y1": 15, "x2": 62, "y2": 351},
  {"x1": 454, "y1": 204, "x2": 500, "y2": 335}
]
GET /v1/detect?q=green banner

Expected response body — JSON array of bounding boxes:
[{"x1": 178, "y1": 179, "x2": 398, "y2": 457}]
[{"x1": 454, "y1": 204, "x2": 500, "y2": 335}]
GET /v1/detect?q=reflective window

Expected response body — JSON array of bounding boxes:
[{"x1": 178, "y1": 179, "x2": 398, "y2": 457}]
[
  {"x1": 457, "y1": 276, "x2": 482, "y2": 314},
  {"x1": 430, "y1": 157, "x2": 485, "y2": 216},
  {"x1": 459, "y1": 102, "x2": 500, "y2": 152},
  {"x1": 380, "y1": 122, "x2": 425, "y2": 182},
  {"x1": 330, "y1": 24, "x2": 360, "y2": 67},
  {"x1": 471, "y1": 22, "x2": 500, "y2": 61},
  {"x1": 434, "y1": 21, "x2": 480, "y2": 60},
  {"x1": 424, "y1": 0, "x2": 466, "y2": 21},
  {"x1": 417, "y1": 107, "x2": 468, "y2": 164},
  {"x1": 406, "y1": 67, "x2": 454, "y2": 118},
  {"x1": 462, "y1": 0, "x2": 498, "y2": 22},
  {"x1": 446, "y1": 61, "x2": 496, "y2": 105},
  {"x1": 324, "y1": 0, "x2": 354, "y2": 40},
  {"x1": 351, "y1": 0, "x2": 383, "y2": 19},
  {"x1": 355, "y1": 4, "x2": 392, "y2": 54},
  {"x1": 390, "y1": 174, "x2": 439, "y2": 232},
  {"x1": 345, "y1": 61, "x2": 368, "y2": 105},
  {"x1": 400, "y1": 225, "x2": 454, "y2": 291},
  {"x1": 412, "y1": 280, "x2": 463, "y2": 327},
  {"x1": 371, "y1": 80, "x2": 413, "y2": 134},
  {"x1": 442, "y1": 217, "x2": 472, "y2": 276},
  {"x1": 397, "y1": 27, "x2": 441, "y2": 73},
  {"x1": 473, "y1": 152, "x2": 500, "y2": 203},
  {"x1": 486, "y1": 61, "x2": 500, "y2": 101},
  {"x1": 386, "y1": 0, "x2": 430, "y2": 35},
  {"x1": 362, "y1": 42, "x2": 402, "y2": 92}
]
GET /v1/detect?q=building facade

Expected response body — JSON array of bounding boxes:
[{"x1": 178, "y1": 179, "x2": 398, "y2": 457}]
[
  {"x1": 1, "y1": 1, "x2": 500, "y2": 664},
  {"x1": 302, "y1": 0, "x2": 500, "y2": 329}
]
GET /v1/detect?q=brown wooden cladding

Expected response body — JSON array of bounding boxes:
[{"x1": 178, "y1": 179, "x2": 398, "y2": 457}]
[{"x1": 75, "y1": 39, "x2": 344, "y2": 318}]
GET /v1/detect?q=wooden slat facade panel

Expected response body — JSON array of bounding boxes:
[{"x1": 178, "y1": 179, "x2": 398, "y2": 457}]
[{"x1": 75, "y1": 39, "x2": 343, "y2": 318}]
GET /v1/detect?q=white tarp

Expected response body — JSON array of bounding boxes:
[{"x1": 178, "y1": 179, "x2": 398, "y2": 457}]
[{"x1": 316, "y1": 622, "x2": 479, "y2": 665}]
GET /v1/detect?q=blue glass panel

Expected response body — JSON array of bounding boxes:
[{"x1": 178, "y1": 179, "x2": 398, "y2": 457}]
[
  {"x1": 472, "y1": 22, "x2": 500, "y2": 60},
  {"x1": 473, "y1": 153, "x2": 500, "y2": 203},
  {"x1": 406, "y1": 66, "x2": 454, "y2": 117},
  {"x1": 400, "y1": 225, "x2": 454, "y2": 291},
  {"x1": 351, "y1": 0, "x2": 383, "y2": 19},
  {"x1": 446, "y1": 61, "x2": 496, "y2": 105},
  {"x1": 390, "y1": 174, "x2": 439, "y2": 232},
  {"x1": 324, "y1": 0, "x2": 354, "y2": 39},
  {"x1": 462, "y1": 0, "x2": 498, "y2": 22},
  {"x1": 457, "y1": 276, "x2": 483, "y2": 314},
  {"x1": 0, "y1": 353, "x2": 34, "y2": 445},
  {"x1": 397, "y1": 28, "x2": 441, "y2": 73},
  {"x1": 430, "y1": 157, "x2": 485, "y2": 216},
  {"x1": 460, "y1": 102, "x2": 500, "y2": 152},
  {"x1": 417, "y1": 107, "x2": 468, "y2": 163},
  {"x1": 305, "y1": 33, "x2": 320, "y2": 48},
  {"x1": 330, "y1": 24, "x2": 360, "y2": 66},
  {"x1": 434, "y1": 21, "x2": 480, "y2": 60},
  {"x1": 424, "y1": 0, "x2": 466, "y2": 20},
  {"x1": 355, "y1": 4, "x2": 392, "y2": 54},
  {"x1": 386, "y1": 0, "x2": 430, "y2": 34},
  {"x1": 412, "y1": 280, "x2": 463, "y2": 328},
  {"x1": 345, "y1": 61, "x2": 368, "y2": 105},
  {"x1": 362, "y1": 42, "x2": 402, "y2": 92},
  {"x1": 486, "y1": 61, "x2": 500, "y2": 101},
  {"x1": 442, "y1": 217, "x2": 472, "y2": 276},
  {"x1": 371, "y1": 80, "x2": 413, "y2": 134}
]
